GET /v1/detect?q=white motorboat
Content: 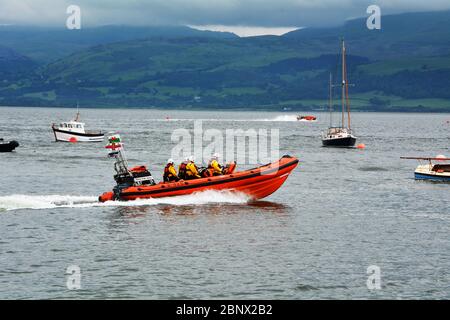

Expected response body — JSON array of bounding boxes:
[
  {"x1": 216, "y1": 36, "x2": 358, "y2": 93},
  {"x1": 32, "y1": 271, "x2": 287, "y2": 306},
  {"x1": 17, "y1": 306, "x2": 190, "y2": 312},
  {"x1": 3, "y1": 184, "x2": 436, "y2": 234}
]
[
  {"x1": 52, "y1": 108, "x2": 104, "y2": 143},
  {"x1": 401, "y1": 156, "x2": 450, "y2": 182}
]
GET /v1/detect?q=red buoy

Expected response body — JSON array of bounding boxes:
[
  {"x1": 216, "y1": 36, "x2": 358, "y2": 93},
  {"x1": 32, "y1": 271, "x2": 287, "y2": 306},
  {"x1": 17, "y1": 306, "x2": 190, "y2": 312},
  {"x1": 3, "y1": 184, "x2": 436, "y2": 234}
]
[
  {"x1": 356, "y1": 143, "x2": 365, "y2": 149},
  {"x1": 69, "y1": 137, "x2": 77, "y2": 143}
]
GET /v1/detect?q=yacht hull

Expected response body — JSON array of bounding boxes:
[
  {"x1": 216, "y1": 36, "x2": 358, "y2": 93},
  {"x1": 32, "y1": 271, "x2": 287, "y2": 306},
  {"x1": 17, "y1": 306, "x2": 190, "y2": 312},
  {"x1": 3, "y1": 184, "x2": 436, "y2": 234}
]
[
  {"x1": 322, "y1": 136, "x2": 356, "y2": 147},
  {"x1": 414, "y1": 172, "x2": 450, "y2": 181}
]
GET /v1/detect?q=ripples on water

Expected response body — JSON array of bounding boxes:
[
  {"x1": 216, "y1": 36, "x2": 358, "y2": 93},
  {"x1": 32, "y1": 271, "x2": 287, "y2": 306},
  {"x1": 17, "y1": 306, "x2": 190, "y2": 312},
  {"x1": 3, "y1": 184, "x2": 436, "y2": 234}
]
[{"x1": 0, "y1": 107, "x2": 449, "y2": 299}]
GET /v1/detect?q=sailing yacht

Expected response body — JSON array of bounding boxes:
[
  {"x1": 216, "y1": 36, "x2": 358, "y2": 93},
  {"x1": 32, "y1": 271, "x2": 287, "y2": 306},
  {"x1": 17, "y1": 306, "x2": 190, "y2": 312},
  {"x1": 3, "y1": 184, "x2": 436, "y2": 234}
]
[{"x1": 322, "y1": 39, "x2": 357, "y2": 147}]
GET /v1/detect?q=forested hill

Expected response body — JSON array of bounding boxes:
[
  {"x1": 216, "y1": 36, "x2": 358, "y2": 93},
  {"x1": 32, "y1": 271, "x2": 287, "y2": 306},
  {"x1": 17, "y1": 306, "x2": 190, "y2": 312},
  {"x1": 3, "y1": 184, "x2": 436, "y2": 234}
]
[{"x1": 1, "y1": 10, "x2": 450, "y2": 111}]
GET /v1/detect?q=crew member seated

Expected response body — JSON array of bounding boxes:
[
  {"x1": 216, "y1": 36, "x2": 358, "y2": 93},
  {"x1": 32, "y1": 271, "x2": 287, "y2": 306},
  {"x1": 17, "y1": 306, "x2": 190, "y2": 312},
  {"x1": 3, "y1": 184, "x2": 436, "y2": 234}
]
[
  {"x1": 178, "y1": 157, "x2": 188, "y2": 180},
  {"x1": 185, "y1": 155, "x2": 201, "y2": 180},
  {"x1": 208, "y1": 153, "x2": 223, "y2": 176},
  {"x1": 163, "y1": 158, "x2": 179, "y2": 182}
]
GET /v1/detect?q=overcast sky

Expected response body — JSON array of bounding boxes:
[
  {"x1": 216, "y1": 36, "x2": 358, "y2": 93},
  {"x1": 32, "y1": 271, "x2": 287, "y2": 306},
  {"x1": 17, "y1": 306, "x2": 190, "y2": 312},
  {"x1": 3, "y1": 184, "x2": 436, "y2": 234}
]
[{"x1": 1, "y1": 0, "x2": 449, "y2": 34}]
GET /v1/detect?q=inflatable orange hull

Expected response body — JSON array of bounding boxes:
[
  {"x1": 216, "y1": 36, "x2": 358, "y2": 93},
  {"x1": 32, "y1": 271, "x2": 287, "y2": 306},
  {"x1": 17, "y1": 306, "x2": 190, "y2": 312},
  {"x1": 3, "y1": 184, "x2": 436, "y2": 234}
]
[{"x1": 99, "y1": 155, "x2": 299, "y2": 202}]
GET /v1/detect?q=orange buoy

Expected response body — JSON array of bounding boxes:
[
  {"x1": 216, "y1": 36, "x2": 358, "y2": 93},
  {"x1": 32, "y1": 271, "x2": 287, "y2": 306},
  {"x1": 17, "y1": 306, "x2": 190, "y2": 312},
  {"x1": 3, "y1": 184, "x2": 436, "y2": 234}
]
[
  {"x1": 356, "y1": 143, "x2": 365, "y2": 149},
  {"x1": 69, "y1": 137, "x2": 77, "y2": 143}
]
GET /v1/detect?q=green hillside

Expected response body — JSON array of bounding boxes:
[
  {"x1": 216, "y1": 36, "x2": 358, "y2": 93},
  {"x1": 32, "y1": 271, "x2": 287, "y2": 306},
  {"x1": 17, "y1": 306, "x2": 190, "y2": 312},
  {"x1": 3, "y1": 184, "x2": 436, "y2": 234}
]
[
  {"x1": 1, "y1": 11, "x2": 450, "y2": 111},
  {"x1": 0, "y1": 25, "x2": 236, "y2": 64}
]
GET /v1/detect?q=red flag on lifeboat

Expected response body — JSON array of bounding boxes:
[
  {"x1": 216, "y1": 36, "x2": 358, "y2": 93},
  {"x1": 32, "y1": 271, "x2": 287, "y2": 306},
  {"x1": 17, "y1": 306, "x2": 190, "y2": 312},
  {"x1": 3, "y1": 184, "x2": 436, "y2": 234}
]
[
  {"x1": 105, "y1": 143, "x2": 123, "y2": 150},
  {"x1": 105, "y1": 134, "x2": 123, "y2": 151}
]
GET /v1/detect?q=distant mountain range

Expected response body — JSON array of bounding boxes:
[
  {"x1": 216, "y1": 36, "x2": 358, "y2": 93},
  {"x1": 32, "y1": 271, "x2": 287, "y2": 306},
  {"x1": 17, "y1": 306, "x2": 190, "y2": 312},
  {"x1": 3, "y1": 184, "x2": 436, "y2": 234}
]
[{"x1": 1, "y1": 10, "x2": 450, "y2": 111}]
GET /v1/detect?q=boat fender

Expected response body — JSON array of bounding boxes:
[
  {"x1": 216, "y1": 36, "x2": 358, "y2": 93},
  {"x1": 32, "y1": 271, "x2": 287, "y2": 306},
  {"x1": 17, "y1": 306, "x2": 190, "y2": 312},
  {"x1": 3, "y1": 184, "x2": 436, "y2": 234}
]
[
  {"x1": 99, "y1": 192, "x2": 114, "y2": 202},
  {"x1": 130, "y1": 165, "x2": 148, "y2": 173},
  {"x1": 224, "y1": 161, "x2": 237, "y2": 174}
]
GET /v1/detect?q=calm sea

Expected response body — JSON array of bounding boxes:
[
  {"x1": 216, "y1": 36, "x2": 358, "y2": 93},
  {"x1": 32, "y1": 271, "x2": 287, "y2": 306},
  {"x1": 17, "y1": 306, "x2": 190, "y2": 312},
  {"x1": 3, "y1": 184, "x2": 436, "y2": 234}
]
[{"x1": 0, "y1": 107, "x2": 449, "y2": 299}]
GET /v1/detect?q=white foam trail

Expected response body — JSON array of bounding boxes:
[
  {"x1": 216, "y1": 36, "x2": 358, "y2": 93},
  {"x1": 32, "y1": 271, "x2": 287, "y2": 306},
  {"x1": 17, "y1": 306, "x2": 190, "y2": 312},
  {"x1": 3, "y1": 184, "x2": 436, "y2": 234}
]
[
  {"x1": 0, "y1": 190, "x2": 250, "y2": 212},
  {"x1": 102, "y1": 190, "x2": 250, "y2": 207},
  {"x1": 0, "y1": 195, "x2": 98, "y2": 211},
  {"x1": 266, "y1": 115, "x2": 299, "y2": 122},
  {"x1": 153, "y1": 114, "x2": 301, "y2": 122}
]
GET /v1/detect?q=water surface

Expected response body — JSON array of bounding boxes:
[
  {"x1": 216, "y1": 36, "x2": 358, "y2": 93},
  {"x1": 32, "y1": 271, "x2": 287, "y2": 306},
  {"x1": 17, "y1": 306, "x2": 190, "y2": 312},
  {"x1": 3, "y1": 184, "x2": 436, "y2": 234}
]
[{"x1": 0, "y1": 107, "x2": 449, "y2": 299}]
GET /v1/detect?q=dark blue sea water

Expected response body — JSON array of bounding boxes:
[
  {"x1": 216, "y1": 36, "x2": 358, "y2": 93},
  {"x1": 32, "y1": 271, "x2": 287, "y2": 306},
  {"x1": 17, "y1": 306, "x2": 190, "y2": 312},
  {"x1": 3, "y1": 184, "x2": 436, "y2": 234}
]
[{"x1": 0, "y1": 107, "x2": 449, "y2": 299}]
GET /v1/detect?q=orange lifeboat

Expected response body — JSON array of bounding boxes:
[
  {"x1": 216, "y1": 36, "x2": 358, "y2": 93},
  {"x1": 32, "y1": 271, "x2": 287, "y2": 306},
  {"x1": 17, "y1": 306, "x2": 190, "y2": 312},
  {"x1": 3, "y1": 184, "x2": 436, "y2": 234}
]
[
  {"x1": 297, "y1": 115, "x2": 317, "y2": 121},
  {"x1": 99, "y1": 155, "x2": 299, "y2": 202}
]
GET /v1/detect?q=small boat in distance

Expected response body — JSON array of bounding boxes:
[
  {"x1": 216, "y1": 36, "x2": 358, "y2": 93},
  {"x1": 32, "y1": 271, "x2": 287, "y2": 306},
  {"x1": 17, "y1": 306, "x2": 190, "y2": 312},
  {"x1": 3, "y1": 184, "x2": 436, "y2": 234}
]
[
  {"x1": 322, "y1": 39, "x2": 357, "y2": 147},
  {"x1": 297, "y1": 115, "x2": 317, "y2": 122},
  {"x1": 0, "y1": 138, "x2": 19, "y2": 152},
  {"x1": 52, "y1": 107, "x2": 104, "y2": 142},
  {"x1": 401, "y1": 156, "x2": 450, "y2": 182}
]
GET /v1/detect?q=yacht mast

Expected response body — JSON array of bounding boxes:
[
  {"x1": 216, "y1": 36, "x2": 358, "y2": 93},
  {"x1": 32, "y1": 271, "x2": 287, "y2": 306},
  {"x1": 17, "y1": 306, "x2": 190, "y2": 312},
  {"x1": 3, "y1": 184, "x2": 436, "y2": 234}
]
[
  {"x1": 341, "y1": 39, "x2": 345, "y2": 128},
  {"x1": 329, "y1": 73, "x2": 333, "y2": 128},
  {"x1": 344, "y1": 43, "x2": 351, "y2": 130}
]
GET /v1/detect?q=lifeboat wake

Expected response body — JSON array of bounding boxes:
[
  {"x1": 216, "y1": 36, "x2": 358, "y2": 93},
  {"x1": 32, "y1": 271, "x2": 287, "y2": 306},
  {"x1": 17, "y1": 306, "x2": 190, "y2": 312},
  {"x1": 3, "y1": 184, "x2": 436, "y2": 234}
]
[{"x1": 0, "y1": 190, "x2": 250, "y2": 212}]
